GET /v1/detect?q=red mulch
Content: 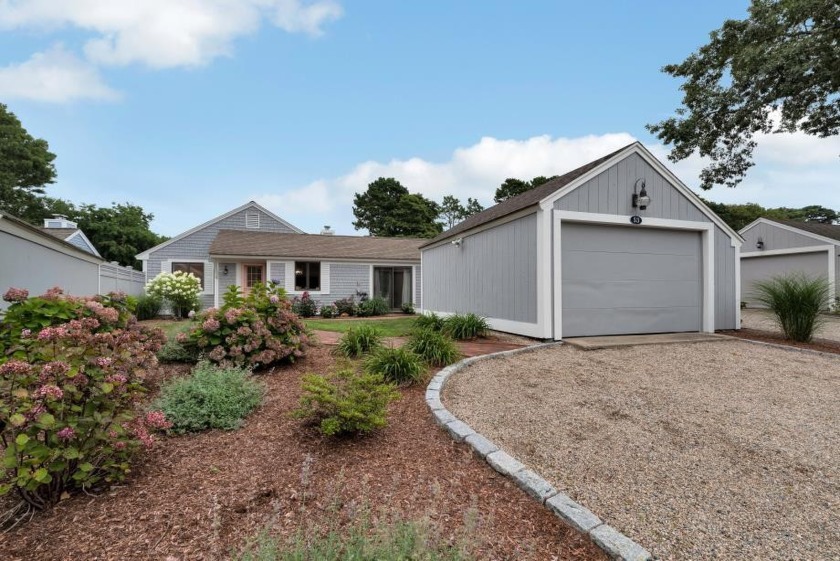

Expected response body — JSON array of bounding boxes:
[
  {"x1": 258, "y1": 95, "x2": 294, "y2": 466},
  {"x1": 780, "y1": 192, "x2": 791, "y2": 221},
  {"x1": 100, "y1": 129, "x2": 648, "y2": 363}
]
[
  {"x1": 0, "y1": 347, "x2": 606, "y2": 561},
  {"x1": 723, "y1": 328, "x2": 840, "y2": 355}
]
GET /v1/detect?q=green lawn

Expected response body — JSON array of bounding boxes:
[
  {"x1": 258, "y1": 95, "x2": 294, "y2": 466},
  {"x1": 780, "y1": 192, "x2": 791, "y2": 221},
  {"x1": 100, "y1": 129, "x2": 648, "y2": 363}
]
[
  {"x1": 304, "y1": 316, "x2": 416, "y2": 337},
  {"x1": 140, "y1": 319, "x2": 196, "y2": 341}
]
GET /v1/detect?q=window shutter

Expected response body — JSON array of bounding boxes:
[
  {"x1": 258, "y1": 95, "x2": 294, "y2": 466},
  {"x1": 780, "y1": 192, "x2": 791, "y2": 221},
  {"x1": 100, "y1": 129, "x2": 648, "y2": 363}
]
[
  {"x1": 321, "y1": 263, "x2": 330, "y2": 294},
  {"x1": 203, "y1": 261, "x2": 214, "y2": 295},
  {"x1": 285, "y1": 262, "x2": 295, "y2": 292}
]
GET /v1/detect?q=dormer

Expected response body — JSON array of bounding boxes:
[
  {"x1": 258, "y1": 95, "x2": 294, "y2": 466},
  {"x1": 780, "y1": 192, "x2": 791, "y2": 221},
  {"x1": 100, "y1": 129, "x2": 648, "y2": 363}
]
[{"x1": 43, "y1": 214, "x2": 78, "y2": 229}]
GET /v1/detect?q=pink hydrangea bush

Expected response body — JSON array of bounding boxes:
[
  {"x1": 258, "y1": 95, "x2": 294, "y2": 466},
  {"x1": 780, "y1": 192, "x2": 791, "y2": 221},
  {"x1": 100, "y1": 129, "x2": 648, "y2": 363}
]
[
  {"x1": 186, "y1": 282, "x2": 308, "y2": 369},
  {"x1": 0, "y1": 289, "x2": 169, "y2": 510}
]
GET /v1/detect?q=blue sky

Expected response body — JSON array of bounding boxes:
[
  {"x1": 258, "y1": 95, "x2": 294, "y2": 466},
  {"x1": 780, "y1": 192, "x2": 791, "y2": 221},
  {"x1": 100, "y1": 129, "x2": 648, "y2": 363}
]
[{"x1": 1, "y1": 1, "x2": 838, "y2": 236}]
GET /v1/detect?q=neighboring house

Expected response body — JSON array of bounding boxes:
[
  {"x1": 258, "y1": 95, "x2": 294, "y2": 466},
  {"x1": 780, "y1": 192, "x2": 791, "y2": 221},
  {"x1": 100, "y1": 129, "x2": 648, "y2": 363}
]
[
  {"x1": 39, "y1": 215, "x2": 101, "y2": 257},
  {"x1": 420, "y1": 142, "x2": 743, "y2": 339},
  {"x1": 136, "y1": 201, "x2": 423, "y2": 310},
  {"x1": 739, "y1": 217, "x2": 839, "y2": 306}
]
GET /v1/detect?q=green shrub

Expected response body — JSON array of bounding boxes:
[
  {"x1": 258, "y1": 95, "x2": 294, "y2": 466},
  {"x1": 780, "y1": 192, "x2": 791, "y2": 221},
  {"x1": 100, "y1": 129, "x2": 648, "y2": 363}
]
[
  {"x1": 333, "y1": 297, "x2": 357, "y2": 316},
  {"x1": 413, "y1": 312, "x2": 446, "y2": 332},
  {"x1": 320, "y1": 304, "x2": 338, "y2": 318},
  {"x1": 364, "y1": 346, "x2": 426, "y2": 385},
  {"x1": 335, "y1": 324, "x2": 382, "y2": 358},
  {"x1": 358, "y1": 296, "x2": 390, "y2": 317},
  {"x1": 153, "y1": 362, "x2": 264, "y2": 434},
  {"x1": 752, "y1": 273, "x2": 830, "y2": 342},
  {"x1": 135, "y1": 293, "x2": 163, "y2": 320},
  {"x1": 401, "y1": 301, "x2": 415, "y2": 315},
  {"x1": 406, "y1": 329, "x2": 460, "y2": 367},
  {"x1": 222, "y1": 284, "x2": 245, "y2": 309},
  {"x1": 444, "y1": 313, "x2": 489, "y2": 340},
  {"x1": 294, "y1": 369, "x2": 398, "y2": 436},
  {"x1": 291, "y1": 291, "x2": 318, "y2": 318},
  {"x1": 156, "y1": 339, "x2": 200, "y2": 363}
]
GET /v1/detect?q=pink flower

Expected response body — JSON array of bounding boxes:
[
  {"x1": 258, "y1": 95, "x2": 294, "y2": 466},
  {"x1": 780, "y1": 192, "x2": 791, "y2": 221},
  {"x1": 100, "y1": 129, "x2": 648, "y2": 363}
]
[
  {"x1": 37, "y1": 326, "x2": 67, "y2": 341},
  {"x1": 82, "y1": 317, "x2": 100, "y2": 330},
  {"x1": 175, "y1": 332, "x2": 188, "y2": 343},
  {"x1": 95, "y1": 357, "x2": 113, "y2": 368},
  {"x1": 113, "y1": 441, "x2": 127, "y2": 451},
  {"x1": 26, "y1": 403, "x2": 46, "y2": 420},
  {"x1": 105, "y1": 373, "x2": 128, "y2": 385},
  {"x1": 202, "y1": 318, "x2": 221, "y2": 332},
  {"x1": 224, "y1": 309, "x2": 240, "y2": 324},
  {"x1": 20, "y1": 328, "x2": 32, "y2": 338},
  {"x1": 3, "y1": 287, "x2": 29, "y2": 303},
  {"x1": 208, "y1": 346, "x2": 227, "y2": 362},
  {"x1": 130, "y1": 424, "x2": 155, "y2": 448},
  {"x1": 67, "y1": 373, "x2": 89, "y2": 387},
  {"x1": 187, "y1": 310, "x2": 196, "y2": 319},
  {"x1": 95, "y1": 307, "x2": 120, "y2": 323},
  {"x1": 144, "y1": 410, "x2": 172, "y2": 430},
  {"x1": 57, "y1": 427, "x2": 76, "y2": 441},
  {"x1": 34, "y1": 384, "x2": 64, "y2": 400},
  {"x1": 269, "y1": 295, "x2": 280, "y2": 304},
  {"x1": 0, "y1": 360, "x2": 31, "y2": 376}
]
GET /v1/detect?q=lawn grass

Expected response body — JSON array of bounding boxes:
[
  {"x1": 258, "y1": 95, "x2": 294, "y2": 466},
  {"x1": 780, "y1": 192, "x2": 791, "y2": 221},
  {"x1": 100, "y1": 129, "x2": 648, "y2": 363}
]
[
  {"x1": 304, "y1": 317, "x2": 416, "y2": 337},
  {"x1": 140, "y1": 319, "x2": 195, "y2": 341}
]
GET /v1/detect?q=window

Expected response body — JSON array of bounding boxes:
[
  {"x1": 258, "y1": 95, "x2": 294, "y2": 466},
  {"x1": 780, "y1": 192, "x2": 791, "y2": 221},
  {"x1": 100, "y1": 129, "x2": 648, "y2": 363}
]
[
  {"x1": 295, "y1": 261, "x2": 320, "y2": 291},
  {"x1": 245, "y1": 212, "x2": 260, "y2": 229},
  {"x1": 244, "y1": 264, "x2": 264, "y2": 288},
  {"x1": 172, "y1": 262, "x2": 205, "y2": 289}
]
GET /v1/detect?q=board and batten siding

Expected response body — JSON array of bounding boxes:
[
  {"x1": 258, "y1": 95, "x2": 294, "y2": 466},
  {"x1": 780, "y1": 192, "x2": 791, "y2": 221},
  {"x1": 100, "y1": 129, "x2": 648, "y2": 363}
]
[
  {"x1": 146, "y1": 208, "x2": 298, "y2": 308},
  {"x1": 422, "y1": 213, "x2": 538, "y2": 324},
  {"x1": 553, "y1": 152, "x2": 738, "y2": 330},
  {"x1": 740, "y1": 222, "x2": 831, "y2": 254},
  {"x1": 413, "y1": 265, "x2": 422, "y2": 308}
]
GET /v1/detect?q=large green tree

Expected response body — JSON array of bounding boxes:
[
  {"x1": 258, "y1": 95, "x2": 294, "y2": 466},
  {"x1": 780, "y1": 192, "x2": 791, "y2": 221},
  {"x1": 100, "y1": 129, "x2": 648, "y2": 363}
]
[
  {"x1": 438, "y1": 195, "x2": 486, "y2": 229},
  {"x1": 494, "y1": 175, "x2": 556, "y2": 203},
  {"x1": 649, "y1": 0, "x2": 840, "y2": 189},
  {"x1": 702, "y1": 198, "x2": 839, "y2": 230},
  {"x1": 0, "y1": 103, "x2": 57, "y2": 216},
  {"x1": 352, "y1": 177, "x2": 443, "y2": 237}
]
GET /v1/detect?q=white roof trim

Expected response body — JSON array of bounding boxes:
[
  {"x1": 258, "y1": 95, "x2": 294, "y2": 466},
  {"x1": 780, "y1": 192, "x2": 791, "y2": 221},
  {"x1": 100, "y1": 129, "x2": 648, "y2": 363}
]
[
  {"x1": 65, "y1": 230, "x2": 102, "y2": 258},
  {"x1": 537, "y1": 142, "x2": 743, "y2": 244},
  {"x1": 739, "y1": 217, "x2": 840, "y2": 248},
  {"x1": 135, "y1": 201, "x2": 304, "y2": 260}
]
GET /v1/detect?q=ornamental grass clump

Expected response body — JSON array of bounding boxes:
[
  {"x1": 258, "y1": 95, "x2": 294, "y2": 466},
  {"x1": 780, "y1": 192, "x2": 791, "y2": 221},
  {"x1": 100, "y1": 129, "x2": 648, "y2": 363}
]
[
  {"x1": 364, "y1": 346, "x2": 426, "y2": 386},
  {"x1": 335, "y1": 324, "x2": 383, "y2": 358},
  {"x1": 145, "y1": 270, "x2": 202, "y2": 319},
  {"x1": 153, "y1": 362, "x2": 264, "y2": 434},
  {"x1": 406, "y1": 328, "x2": 460, "y2": 367},
  {"x1": 294, "y1": 369, "x2": 398, "y2": 436},
  {"x1": 185, "y1": 282, "x2": 308, "y2": 369},
  {"x1": 0, "y1": 288, "x2": 169, "y2": 513},
  {"x1": 444, "y1": 313, "x2": 489, "y2": 340},
  {"x1": 752, "y1": 273, "x2": 830, "y2": 342},
  {"x1": 413, "y1": 312, "x2": 446, "y2": 332}
]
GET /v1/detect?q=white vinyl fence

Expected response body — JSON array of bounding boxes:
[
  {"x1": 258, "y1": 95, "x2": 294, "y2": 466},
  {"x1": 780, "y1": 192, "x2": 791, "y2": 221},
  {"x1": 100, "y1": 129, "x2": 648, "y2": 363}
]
[{"x1": 99, "y1": 262, "x2": 145, "y2": 296}]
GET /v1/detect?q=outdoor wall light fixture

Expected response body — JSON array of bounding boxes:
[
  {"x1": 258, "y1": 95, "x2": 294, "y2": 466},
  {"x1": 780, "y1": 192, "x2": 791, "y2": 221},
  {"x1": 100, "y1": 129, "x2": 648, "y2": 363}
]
[
  {"x1": 223, "y1": 265, "x2": 229, "y2": 275},
  {"x1": 632, "y1": 179, "x2": 651, "y2": 210},
  {"x1": 451, "y1": 237, "x2": 463, "y2": 247},
  {"x1": 756, "y1": 237, "x2": 764, "y2": 250}
]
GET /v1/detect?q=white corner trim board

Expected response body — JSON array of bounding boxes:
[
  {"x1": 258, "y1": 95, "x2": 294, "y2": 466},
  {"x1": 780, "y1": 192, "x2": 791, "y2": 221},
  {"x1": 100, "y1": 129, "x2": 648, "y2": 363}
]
[{"x1": 551, "y1": 210, "x2": 716, "y2": 340}]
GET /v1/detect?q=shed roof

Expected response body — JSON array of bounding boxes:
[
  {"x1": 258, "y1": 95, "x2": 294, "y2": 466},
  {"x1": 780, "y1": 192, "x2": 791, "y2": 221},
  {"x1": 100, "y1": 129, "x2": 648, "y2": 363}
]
[
  {"x1": 39, "y1": 227, "x2": 79, "y2": 240},
  {"x1": 209, "y1": 230, "x2": 424, "y2": 261}
]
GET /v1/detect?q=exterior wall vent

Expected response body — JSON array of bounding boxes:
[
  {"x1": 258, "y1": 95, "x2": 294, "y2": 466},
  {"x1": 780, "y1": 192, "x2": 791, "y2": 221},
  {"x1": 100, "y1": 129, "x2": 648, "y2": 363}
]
[{"x1": 245, "y1": 212, "x2": 260, "y2": 229}]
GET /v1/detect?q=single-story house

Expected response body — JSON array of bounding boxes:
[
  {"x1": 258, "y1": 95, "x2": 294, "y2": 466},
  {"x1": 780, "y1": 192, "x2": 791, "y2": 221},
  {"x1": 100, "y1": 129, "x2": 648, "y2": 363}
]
[
  {"x1": 739, "y1": 217, "x2": 839, "y2": 306},
  {"x1": 136, "y1": 202, "x2": 423, "y2": 310},
  {"x1": 40, "y1": 214, "x2": 101, "y2": 257},
  {"x1": 419, "y1": 142, "x2": 743, "y2": 339}
]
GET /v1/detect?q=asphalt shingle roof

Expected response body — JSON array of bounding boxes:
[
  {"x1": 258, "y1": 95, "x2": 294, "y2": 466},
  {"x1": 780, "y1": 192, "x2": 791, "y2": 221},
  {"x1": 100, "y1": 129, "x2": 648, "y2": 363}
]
[
  {"x1": 39, "y1": 228, "x2": 79, "y2": 240},
  {"x1": 209, "y1": 230, "x2": 424, "y2": 261},
  {"x1": 764, "y1": 217, "x2": 840, "y2": 243}
]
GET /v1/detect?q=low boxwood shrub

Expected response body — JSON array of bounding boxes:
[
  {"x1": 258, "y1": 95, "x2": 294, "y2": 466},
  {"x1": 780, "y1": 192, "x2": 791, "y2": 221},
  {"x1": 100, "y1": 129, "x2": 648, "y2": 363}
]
[
  {"x1": 335, "y1": 324, "x2": 382, "y2": 358},
  {"x1": 400, "y1": 301, "x2": 415, "y2": 315},
  {"x1": 291, "y1": 291, "x2": 318, "y2": 318},
  {"x1": 294, "y1": 369, "x2": 398, "y2": 436},
  {"x1": 0, "y1": 288, "x2": 168, "y2": 511},
  {"x1": 752, "y1": 273, "x2": 830, "y2": 342},
  {"x1": 406, "y1": 328, "x2": 460, "y2": 367},
  {"x1": 364, "y1": 346, "x2": 426, "y2": 385},
  {"x1": 333, "y1": 297, "x2": 357, "y2": 317},
  {"x1": 157, "y1": 339, "x2": 200, "y2": 363},
  {"x1": 444, "y1": 313, "x2": 489, "y2": 340},
  {"x1": 185, "y1": 282, "x2": 308, "y2": 369},
  {"x1": 413, "y1": 312, "x2": 446, "y2": 332},
  {"x1": 357, "y1": 296, "x2": 389, "y2": 317},
  {"x1": 320, "y1": 304, "x2": 338, "y2": 318},
  {"x1": 152, "y1": 362, "x2": 264, "y2": 434},
  {"x1": 135, "y1": 293, "x2": 163, "y2": 321}
]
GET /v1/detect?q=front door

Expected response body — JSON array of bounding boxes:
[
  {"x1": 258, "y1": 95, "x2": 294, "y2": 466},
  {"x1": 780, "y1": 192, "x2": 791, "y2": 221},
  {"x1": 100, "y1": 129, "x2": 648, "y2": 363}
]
[
  {"x1": 373, "y1": 267, "x2": 412, "y2": 309},
  {"x1": 242, "y1": 263, "x2": 265, "y2": 292}
]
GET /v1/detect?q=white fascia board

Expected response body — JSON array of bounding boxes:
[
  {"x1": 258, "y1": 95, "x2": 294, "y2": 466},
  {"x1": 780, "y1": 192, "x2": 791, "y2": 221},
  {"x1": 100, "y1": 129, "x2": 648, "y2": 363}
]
[
  {"x1": 135, "y1": 201, "x2": 304, "y2": 260},
  {"x1": 66, "y1": 230, "x2": 102, "y2": 258},
  {"x1": 537, "y1": 142, "x2": 743, "y2": 245},
  {"x1": 739, "y1": 245, "x2": 835, "y2": 258}
]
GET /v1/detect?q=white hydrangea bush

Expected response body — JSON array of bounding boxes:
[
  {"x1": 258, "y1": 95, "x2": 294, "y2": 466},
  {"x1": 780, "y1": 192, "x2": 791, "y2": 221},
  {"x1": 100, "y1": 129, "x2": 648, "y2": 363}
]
[{"x1": 145, "y1": 271, "x2": 202, "y2": 318}]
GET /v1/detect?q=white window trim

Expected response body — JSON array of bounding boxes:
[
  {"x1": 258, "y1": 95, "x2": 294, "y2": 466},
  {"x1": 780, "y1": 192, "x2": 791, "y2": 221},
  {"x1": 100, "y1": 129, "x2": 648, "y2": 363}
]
[
  {"x1": 284, "y1": 260, "x2": 330, "y2": 295},
  {"x1": 740, "y1": 244, "x2": 836, "y2": 304},
  {"x1": 552, "y1": 210, "x2": 715, "y2": 340},
  {"x1": 166, "y1": 259, "x2": 214, "y2": 296}
]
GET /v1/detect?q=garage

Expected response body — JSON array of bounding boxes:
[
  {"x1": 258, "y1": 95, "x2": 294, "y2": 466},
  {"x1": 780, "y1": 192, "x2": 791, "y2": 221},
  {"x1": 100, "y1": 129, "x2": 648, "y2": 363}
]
[
  {"x1": 741, "y1": 250, "x2": 830, "y2": 306},
  {"x1": 560, "y1": 223, "x2": 703, "y2": 337}
]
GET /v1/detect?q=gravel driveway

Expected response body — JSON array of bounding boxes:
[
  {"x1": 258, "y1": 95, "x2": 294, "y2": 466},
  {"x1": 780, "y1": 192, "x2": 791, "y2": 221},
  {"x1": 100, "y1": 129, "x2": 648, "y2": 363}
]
[
  {"x1": 444, "y1": 340, "x2": 840, "y2": 560},
  {"x1": 742, "y1": 308, "x2": 840, "y2": 341}
]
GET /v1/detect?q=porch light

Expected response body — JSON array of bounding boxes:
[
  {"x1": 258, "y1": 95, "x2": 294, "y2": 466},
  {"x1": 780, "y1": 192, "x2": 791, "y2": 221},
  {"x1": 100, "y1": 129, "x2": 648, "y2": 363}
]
[
  {"x1": 223, "y1": 265, "x2": 229, "y2": 275},
  {"x1": 632, "y1": 179, "x2": 650, "y2": 210},
  {"x1": 756, "y1": 237, "x2": 764, "y2": 250}
]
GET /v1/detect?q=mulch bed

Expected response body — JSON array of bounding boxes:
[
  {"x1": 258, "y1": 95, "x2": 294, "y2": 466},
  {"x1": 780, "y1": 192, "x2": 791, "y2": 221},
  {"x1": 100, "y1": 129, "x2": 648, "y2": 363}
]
[
  {"x1": 0, "y1": 346, "x2": 606, "y2": 561},
  {"x1": 723, "y1": 328, "x2": 840, "y2": 355}
]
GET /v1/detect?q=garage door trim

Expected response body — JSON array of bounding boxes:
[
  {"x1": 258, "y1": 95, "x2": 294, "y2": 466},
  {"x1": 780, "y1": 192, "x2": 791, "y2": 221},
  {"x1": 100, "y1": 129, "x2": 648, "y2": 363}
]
[
  {"x1": 741, "y1": 244, "x2": 835, "y2": 303},
  {"x1": 552, "y1": 210, "x2": 715, "y2": 340}
]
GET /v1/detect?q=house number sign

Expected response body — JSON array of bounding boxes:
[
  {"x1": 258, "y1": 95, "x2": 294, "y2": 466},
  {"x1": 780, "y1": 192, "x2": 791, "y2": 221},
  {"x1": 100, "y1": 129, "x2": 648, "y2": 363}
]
[{"x1": 630, "y1": 215, "x2": 643, "y2": 225}]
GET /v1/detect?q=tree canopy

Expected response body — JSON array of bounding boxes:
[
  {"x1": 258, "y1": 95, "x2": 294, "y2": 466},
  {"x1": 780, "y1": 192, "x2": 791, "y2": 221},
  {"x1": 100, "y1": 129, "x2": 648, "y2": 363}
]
[
  {"x1": 648, "y1": 0, "x2": 840, "y2": 189},
  {"x1": 0, "y1": 103, "x2": 57, "y2": 217},
  {"x1": 352, "y1": 177, "x2": 443, "y2": 238},
  {"x1": 702, "y1": 198, "x2": 839, "y2": 230},
  {"x1": 493, "y1": 175, "x2": 556, "y2": 203},
  {"x1": 439, "y1": 195, "x2": 485, "y2": 229}
]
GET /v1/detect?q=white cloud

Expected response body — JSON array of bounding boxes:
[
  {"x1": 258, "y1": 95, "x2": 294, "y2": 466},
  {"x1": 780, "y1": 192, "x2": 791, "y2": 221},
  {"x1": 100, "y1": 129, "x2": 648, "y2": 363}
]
[
  {"x1": 253, "y1": 131, "x2": 840, "y2": 236},
  {"x1": 0, "y1": 0, "x2": 343, "y2": 68},
  {"x1": 0, "y1": 44, "x2": 119, "y2": 102}
]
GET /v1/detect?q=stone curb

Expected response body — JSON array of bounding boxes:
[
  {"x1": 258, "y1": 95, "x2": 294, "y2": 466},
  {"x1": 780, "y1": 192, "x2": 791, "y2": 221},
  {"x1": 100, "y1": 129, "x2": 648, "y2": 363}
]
[{"x1": 426, "y1": 342, "x2": 653, "y2": 561}]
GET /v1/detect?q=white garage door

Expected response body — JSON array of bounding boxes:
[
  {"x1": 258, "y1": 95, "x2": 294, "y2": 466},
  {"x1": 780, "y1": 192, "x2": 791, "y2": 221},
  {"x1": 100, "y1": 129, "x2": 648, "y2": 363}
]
[
  {"x1": 561, "y1": 223, "x2": 703, "y2": 337},
  {"x1": 741, "y1": 251, "x2": 829, "y2": 307}
]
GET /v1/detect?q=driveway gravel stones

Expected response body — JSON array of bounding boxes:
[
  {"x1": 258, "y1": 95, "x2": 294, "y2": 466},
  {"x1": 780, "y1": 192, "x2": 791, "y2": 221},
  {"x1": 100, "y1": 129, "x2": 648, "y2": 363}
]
[{"x1": 443, "y1": 340, "x2": 840, "y2": 560}]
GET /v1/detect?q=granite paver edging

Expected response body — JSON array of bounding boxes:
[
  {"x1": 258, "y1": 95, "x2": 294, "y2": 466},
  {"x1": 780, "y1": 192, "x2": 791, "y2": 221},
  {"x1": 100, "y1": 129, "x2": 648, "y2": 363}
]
[{"x1": 427, "y1": 343, "x2": 652, "y2": 561}]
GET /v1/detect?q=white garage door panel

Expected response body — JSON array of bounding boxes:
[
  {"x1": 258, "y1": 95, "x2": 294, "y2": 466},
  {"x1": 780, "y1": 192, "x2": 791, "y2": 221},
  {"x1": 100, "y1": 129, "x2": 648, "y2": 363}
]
[{"x1": 561, "y1": 223, "x2": 702, "y2": 337}]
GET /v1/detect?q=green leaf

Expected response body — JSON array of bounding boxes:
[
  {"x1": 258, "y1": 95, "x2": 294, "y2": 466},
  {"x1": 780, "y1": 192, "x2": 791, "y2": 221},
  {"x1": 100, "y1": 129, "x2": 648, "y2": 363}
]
[
  {"x1": 80, "y1": 462, "x2": 94, "y2": 472},
  {"x1": 0, "y1": 483, "x2": 12, "y2": 495},
  {"x1": 63, "y1": 447, "x2": 81, "y2": 460},
  {"x1": 33, "y1": 468, "x2": 51, "y2": 483},
  {"x1": 15, "y1": 434, "x2": 29, "y2": 447},
  {"x1": 101, "y1": 382, "x2": 114, "y2": 394},
  {"x1": 37, "y1": 413, "x2": 56, "y2": 428}
]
